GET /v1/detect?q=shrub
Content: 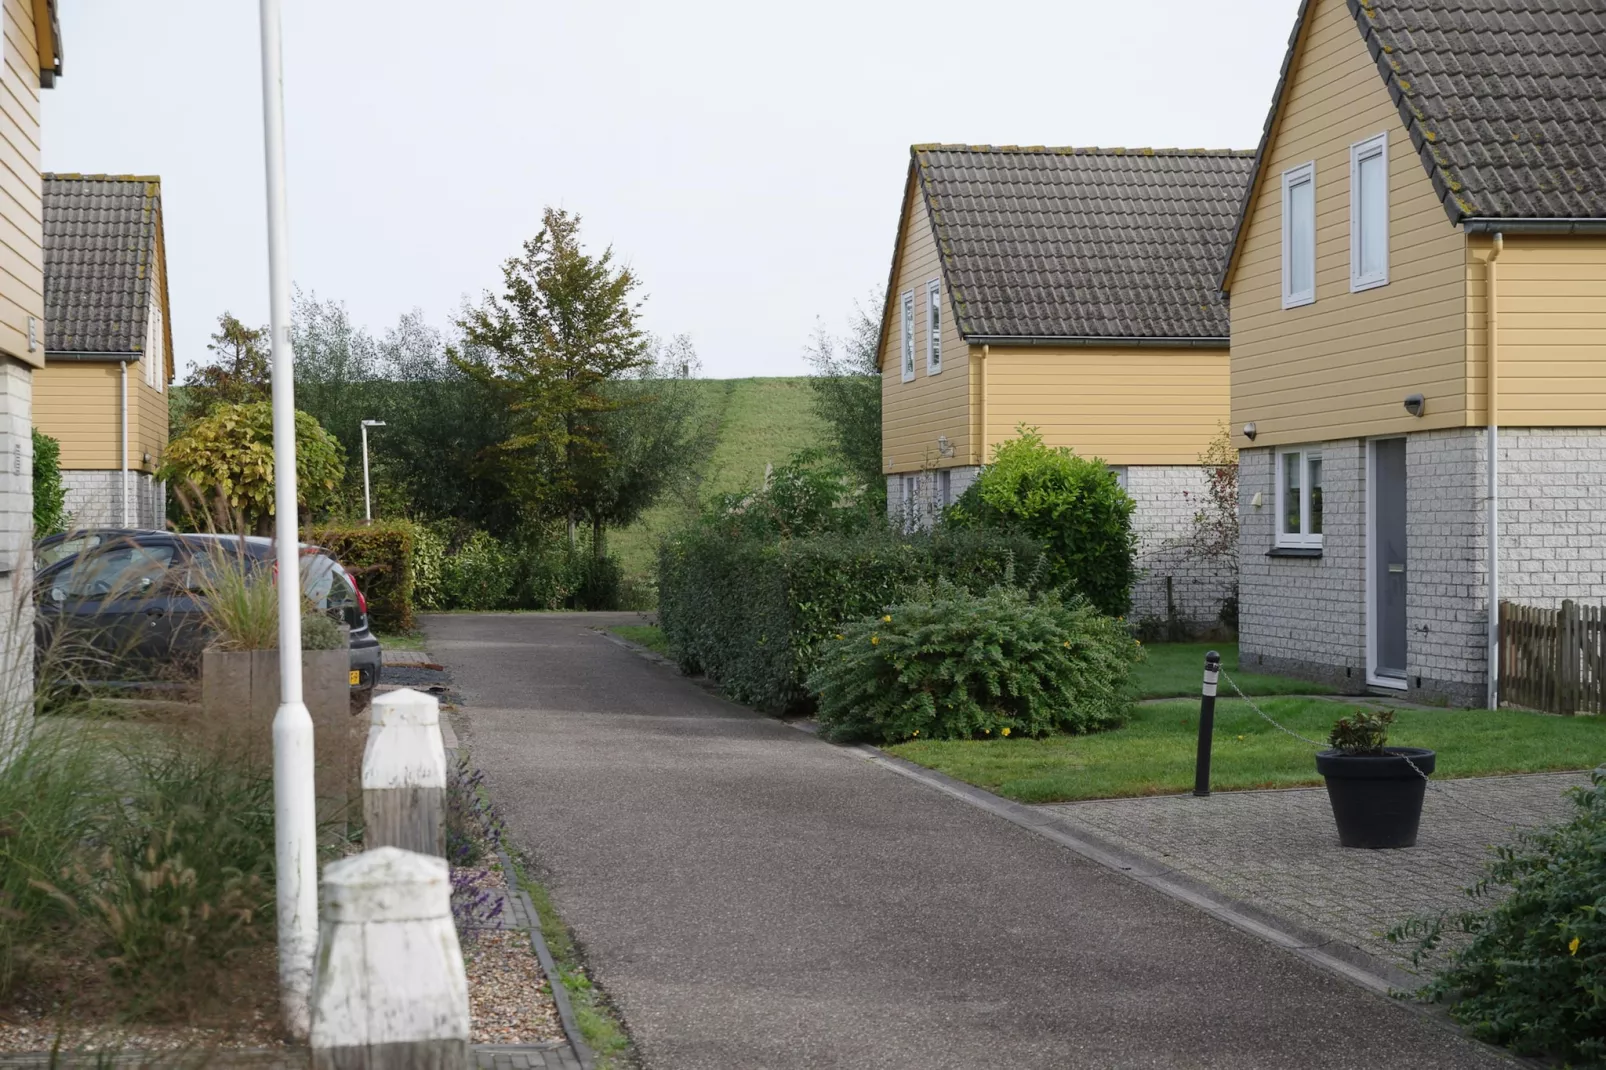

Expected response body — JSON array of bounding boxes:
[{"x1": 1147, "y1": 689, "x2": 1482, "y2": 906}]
[
  {"x1": 305, "y1": 521, "x2": 419, "y2": 631},
  {"x1": 575, "y1": 554, "x2": 622, "y2": 611},
  {"x1": 704, "y1": 449, "x2": 875, "y2": 541},
  {"x1": 808, "y1": 582, "x2": 1140, "y2": 743},
  {"x1": 443, "y1": 529, "x2": 518, "y2": 610},
  {"x1": 31, "y1": 428, "x2": 66, "y2": 537},
  {"x1": 1327, "y1": 709, "x2": 1394, "y2": 754},
  {"x1": 161, "y1": 402, "x2": 345, "y2": 535},
  {"x1": 1394, "y1": 767, "x2": 1606, "y2": 1066},
  {"x1": 412, "y1": 524, "x2": 449, "y2": 611},
  {"x1": 658, "y1": 525, "x2": 1041, "y2": 711},
  {"x1": 192, "y1": 545, "x2": 347, "y2": 651},
  {"x1": 948, "y1": 428, "x2": 1136, "y2": 616}
]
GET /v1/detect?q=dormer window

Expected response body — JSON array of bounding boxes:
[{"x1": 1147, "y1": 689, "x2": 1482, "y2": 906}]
[{"x1": 1281, "y1": 161, "x2": 1316, "y2": 309}]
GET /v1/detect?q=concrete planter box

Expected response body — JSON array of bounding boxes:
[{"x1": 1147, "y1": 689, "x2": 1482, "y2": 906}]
[{"x1": 200, "y1": 646, "x2": 362, "y2": 834}]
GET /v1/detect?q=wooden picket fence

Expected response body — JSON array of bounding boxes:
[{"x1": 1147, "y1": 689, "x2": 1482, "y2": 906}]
[{"x1": 1498, "y1": 600, "x2": 1606, "y2": 715}]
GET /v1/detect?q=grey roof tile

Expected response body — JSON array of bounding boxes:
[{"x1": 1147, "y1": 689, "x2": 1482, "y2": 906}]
[
  {"x1": 912, "y1": 146, "x2": 1253, "y2": 341},
  {"x1": 43, "y1": 174, "x2": 163, "y2": 354},
  {"x1": 1352, "y1": 0, "x2": 1606, "y2": 220}
]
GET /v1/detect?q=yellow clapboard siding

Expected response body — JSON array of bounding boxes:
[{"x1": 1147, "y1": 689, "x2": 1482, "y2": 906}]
[
  {"x1": 35, "y1": 363, "x2": 125, "y2": 468},
  {"x1": 985, "y1": 346, "x2": 1229, "y2": 466},
  {"x1": 880, "y1": 172, "x2": 971, "y2": 473},
  {"x1": 0, "y1": 0, "x2": 39, "y2": 367},
  {"x1": 1467, "y1": 234, "x2": 1606, "y2": 428},
  {"x1": 1226, "y1": 0, "x2": 1467, "y2": 447}
]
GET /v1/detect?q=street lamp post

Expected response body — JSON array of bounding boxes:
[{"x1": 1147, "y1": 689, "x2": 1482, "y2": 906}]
[
  {"x1": 257, "y1": 0, "x2": 317, "y2": 1039},
  {"x1": 361, "y1": 419, "x2": 386, "y2": 523}
]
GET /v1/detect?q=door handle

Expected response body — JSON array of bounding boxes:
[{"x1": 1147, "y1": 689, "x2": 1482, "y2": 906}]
[{"x1": 1388, "y1": 563, "x2": 1405, "y2": 574}]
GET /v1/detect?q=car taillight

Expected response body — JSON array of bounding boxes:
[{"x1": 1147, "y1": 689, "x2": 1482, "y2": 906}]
[{"x1": 354, "y1": 583, "x2": 368, "y2": 619}]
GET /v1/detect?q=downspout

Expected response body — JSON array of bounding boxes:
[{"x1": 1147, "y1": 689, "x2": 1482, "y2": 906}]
[
  {"x1": 1483, "y1": 233, "x2": 1503, "y2": 709},
  {"x1": 977, "y1": 344, "x2": 989, "y2": 465},
  {"x1": 120, "y1": 358, "x2": 130, "y2": 527}
]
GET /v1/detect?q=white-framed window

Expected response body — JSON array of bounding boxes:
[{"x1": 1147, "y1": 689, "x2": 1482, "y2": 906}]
[
  {"x1": 1107, "y1": 465, "x2": 1128, "y2": 491},
  {"x1": 1350, "y1": 132, "x2": 1389, "y2": 292},
  {"x1": 1281, "y1": 161, "x2": 1316, "y2": 309},
  {"x1": 926, "y1": 279, "x2": 942, "y2": 375},
  {"x1": 1275, "y1": 447, "x2": 1324, "y2": 549},
  {"x1": 900, "y1": 292, "x2": 915, "y2": 382}
]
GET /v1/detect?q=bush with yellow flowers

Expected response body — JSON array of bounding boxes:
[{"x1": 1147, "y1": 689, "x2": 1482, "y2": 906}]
[{"x1": 806, "y1": 579, "x2": 1140, "y2": 743}]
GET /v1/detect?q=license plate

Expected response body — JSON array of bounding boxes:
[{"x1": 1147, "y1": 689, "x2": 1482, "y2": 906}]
[{"x1": 349, "y1": 670, "x2": 361, "y2": 686}]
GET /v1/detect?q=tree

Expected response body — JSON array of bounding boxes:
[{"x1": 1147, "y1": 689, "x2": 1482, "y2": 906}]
[
  {"x1": 31, "y1": 428, "x2": 66, "y2": 536},
  {"x1": 1179, "y1": 425, "x2": 1239, "y2": 626},
  {"x1": 805, "y1": 299, "x2": 883, "y2": 509},
  {"x1": 180, "y1": 313, "x2": 272, "y2": 422},
  {"x1": 572, "y1": 334, "x2": 711, "y2": 555},
  {"x1": 453, "y1": 207, "x2": 651, "y2": 542},
  {"x1": 161, "y1": 402, "x2": 345, "y2": 535}
]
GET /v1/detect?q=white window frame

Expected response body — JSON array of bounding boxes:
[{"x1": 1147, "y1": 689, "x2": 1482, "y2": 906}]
[
  {"x1": 925, "y1": 279, "x2": 942, "y2": 375},
  {"x1": 1349, "y1": 132, "x2": 1389, "y2": 292},
  {"x1": 1274, "y1": 446, "x2": 1324, "y2": 549},
  {"x1": 1281, "y1": 161, "x2": 1316, "y2": 309},
  {"x1": 900, "y1": 291, "x2": 915, "y2": 382}
]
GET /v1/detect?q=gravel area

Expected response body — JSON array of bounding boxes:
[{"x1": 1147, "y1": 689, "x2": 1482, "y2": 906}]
[
  {"x1": 0, "y1": 1012, "x2": 285, "y2": 1053},
  {"x1": 463, "y1": 931, "x2": 565, "y2": 1045}
]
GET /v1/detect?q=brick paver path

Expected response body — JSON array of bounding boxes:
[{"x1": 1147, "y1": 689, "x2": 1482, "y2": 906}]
[{"x1": 1039, "y1": 771, "x2": 1588, "y2": 970}]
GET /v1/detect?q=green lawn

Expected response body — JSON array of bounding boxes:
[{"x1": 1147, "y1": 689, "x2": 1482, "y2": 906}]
[
  {"x1": 1134, "y1": 641, "x2": 1336, "y2": 698},
  {"x1": 610, "y1": 624, "x2": 668, "y2": 655},
  {"x1": 888, "y1": 697, "x2": 1606, "y2": 804},
  {"x1": 377, "y1": 630, "x2": 428, "y2": 651},
  {"x1": 608, "y1": 377, "x2": 830, "y2": 583}
]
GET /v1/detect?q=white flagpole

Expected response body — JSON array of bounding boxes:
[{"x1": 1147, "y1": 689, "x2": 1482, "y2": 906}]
[{"x1": 257, "y1": 0, "x2": 317, "y2": 1038}]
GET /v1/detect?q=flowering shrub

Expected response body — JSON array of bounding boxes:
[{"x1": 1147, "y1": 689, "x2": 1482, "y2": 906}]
[
  {"x1": 806, "y1": 581, "x2": 1141, "y2": 743},
  {"x1": 1395, "y1": 767, "x2": 1606, "y2": 1066}
]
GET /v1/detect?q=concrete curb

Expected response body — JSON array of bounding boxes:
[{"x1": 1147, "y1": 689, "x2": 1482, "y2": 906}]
[{"x1": 495, "y1": 847, "x2": 596, "y2": 1070}]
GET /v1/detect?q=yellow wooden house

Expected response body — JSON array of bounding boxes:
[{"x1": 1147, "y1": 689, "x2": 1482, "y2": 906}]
[
  {"x1": 1223, "y1": 0, "x2": 1606, "y2": 705},
  {"x1": 36, "y1": 173, "x2": 173, "y2": 528},
  {"x1": 878, "y1": 144, "x2": 1251, "y2": 626}
]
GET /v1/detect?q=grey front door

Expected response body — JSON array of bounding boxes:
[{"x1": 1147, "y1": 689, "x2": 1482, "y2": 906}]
[{"x1": 1373, "y1": 440, "x2": 1407, "y2": 679}]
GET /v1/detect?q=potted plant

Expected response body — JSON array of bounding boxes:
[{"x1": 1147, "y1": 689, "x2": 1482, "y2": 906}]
[{"x1": 1315, "y1": 709, "x2": 1435, "y2": 849}]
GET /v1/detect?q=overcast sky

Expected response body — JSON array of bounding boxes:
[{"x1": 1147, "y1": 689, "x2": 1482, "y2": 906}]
[{"x1": 43, "y1": 0, "x2": 1299, "y2": 380}]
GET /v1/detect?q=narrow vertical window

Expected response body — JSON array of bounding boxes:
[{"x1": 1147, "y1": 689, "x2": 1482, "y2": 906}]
[
  {"x1": 1350, "y1": 133, "x2": 1389, "y2": 291},
  {"x1": 900, "y1": 292, "x2": 915, "y2": 382},
  {"x1": 1281, "y1": 161, "x2": 1316, "y2": 309},
  {"x1": 938, "y1": 468, "x2": 952, "y2": 508},
  {"x1": 926, "y1": 279, "x2": 942, "y2": 374}
]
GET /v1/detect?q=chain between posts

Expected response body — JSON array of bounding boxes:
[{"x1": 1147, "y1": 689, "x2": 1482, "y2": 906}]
[{"x1": 1209, "y1": 663, "x2": 1514, "y2": 826}]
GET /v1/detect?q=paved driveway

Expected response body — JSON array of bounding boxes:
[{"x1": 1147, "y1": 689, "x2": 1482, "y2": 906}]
[{"x1": 427, "y1": 612, "x2": 1510, "y2": 1070}]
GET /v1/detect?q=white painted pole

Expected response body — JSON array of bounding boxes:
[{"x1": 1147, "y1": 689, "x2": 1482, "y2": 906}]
[
  {"x1": 361, "y1": 421, "x2": 371, "y2": 523},
  {"x1": 1485, "y1": 233, "x2": 1503, "y2": 712},
  {"x1": 258, "y1": 0, "x2": 317, "y2": 1039}
]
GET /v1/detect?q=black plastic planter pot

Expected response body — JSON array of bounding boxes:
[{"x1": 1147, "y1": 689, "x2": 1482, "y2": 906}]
[{"x1": 1315, "y1": 747, "x2": 1436, "y2": 849}]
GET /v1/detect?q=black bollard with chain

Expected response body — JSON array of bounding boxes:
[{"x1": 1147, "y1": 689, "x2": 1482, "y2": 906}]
[{"x1": 1193, "y1": 650, "x2": 1221, "y2": 797}]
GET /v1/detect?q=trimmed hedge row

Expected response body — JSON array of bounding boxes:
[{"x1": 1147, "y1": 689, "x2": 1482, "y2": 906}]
[
  {"x1": 658, "y1": 526, "x2": 1041, "y2": 712},
  {"x1": 304, "y1": 521, "x2": 418, "y2": 632}
]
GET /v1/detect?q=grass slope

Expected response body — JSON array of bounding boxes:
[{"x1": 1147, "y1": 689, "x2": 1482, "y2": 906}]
[{"x1": 610, "y1": 377, "x2": 829, "y2": 581}]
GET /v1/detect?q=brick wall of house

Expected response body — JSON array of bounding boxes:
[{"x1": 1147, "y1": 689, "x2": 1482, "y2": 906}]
[
  {"x1": 1127, "y1": 464, "x2": 1235, "y2": 629},
  {"x1": 63, "y1": 470, "x2": 165, "y2": 530},
  {"x1": 886, "y1": 466, "x2": 980, "y2": 530},
  {"x1": 1237, "y1": 441, "x2": 1368, "y2": 691},
  {"x1": 1404, "y1": 428, "x2": 1488, "y2": 706}
]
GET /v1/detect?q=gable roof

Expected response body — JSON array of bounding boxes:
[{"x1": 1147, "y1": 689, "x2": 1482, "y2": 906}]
[
  {"x1": 43, "y1": 174, "x2": 172, "y2": 372},
  {"x1": 908, "y1": 145, "x2": 1253, "y2": 344},
  {"x1": 1225, "y1": 0, "x2": 1606, "y2": 284}
]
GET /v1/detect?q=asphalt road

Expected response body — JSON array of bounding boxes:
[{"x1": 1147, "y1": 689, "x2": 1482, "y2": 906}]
[{"x1": 427, "y1": 612, "x2": 1509, "y2": 1070}]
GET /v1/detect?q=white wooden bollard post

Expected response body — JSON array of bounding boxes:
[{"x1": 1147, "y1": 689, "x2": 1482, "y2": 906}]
[
  {"x1": 363, "y1": 688, "x2": 447, "y2": 857},
  {"x1": 310, "y1": 847, "x2": 470, "y2": 1070}
]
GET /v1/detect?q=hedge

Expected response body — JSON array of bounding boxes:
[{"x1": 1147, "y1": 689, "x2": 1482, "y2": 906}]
[
  {"x1": 657, "y1": 526, "x2": 1041, "y2": 712},
  {"x1": 304, "y1": 521, "x2": 419, "y2": 632}
]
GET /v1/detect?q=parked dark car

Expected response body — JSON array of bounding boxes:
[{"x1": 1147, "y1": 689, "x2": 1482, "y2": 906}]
[{"x1": 34, "y1": 530, "x2": 382, "y2": 702}]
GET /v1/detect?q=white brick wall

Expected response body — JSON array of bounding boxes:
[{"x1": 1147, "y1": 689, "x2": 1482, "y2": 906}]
[
  {"x1": 1238, "y1": 441, "x2": 1368, "y2": 691},
  {"x1": 886, "y1": 466, "x2": 980, "y2": 530},
  {"x1": 63, "y1": 470, "x2": 165, "y2": 529},
  {"x1": 1241, "y1": 427, "x2": 1606, "y2": 708},
  {"x1": 0, "y1": 358, "x2": 30, "y2": 765},
  {"x1": 1127, "y1": 464, "x2": 1235, "y2": 629}
]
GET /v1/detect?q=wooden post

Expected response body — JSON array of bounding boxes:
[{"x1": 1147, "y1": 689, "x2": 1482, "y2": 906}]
[
  {"x1": 1561, "y1": 599, "x2": 1579, "y2": 715},
  {"x1": 362, "y1": 688, "x2": 447, "y2": 857},
  {"x1": 310, "y1": 847, "x2": 470, "y2": 1070}
]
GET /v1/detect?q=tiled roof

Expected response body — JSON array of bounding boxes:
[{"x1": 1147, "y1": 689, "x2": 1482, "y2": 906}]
[
  {"x1": 912, "y1": 146, "x2": 1253, "y2": 341},
  {"x1": 43, "y1": 174, "x2": 164, "y2": 354},
  {"x1": 1352, "y1": 0, "x2": 1606, "y2": 220}
]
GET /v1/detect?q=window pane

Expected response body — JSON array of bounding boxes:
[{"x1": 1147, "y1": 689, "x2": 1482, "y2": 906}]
[
  {"x1": 1281, "y1": 453, "x2": 1302, "y2": 534},
  {"x1": 1359, "y1": 152, "x2": 1385, "y2": 278},
  {"x1": 1308, "y1": 454, "x2": 1323, "y2": 535},
  {"x1": 902, "y1": 296, "x2": 915, "y2": 374},
  {"x1": 928, "y1": 286, "x2": 941, "y2": 369},
  {"x1": 1289, "y1": 177, "x2": 1314, "y2": 296}
]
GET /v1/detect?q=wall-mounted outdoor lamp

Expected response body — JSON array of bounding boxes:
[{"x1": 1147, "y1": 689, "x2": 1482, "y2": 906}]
[
  {"x1": 1242, "y1": 422, "x2": 1257, "y2": 441},
  {"x1": 1404, "y1": 394, "x2": 1426, "y2": 417}
]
